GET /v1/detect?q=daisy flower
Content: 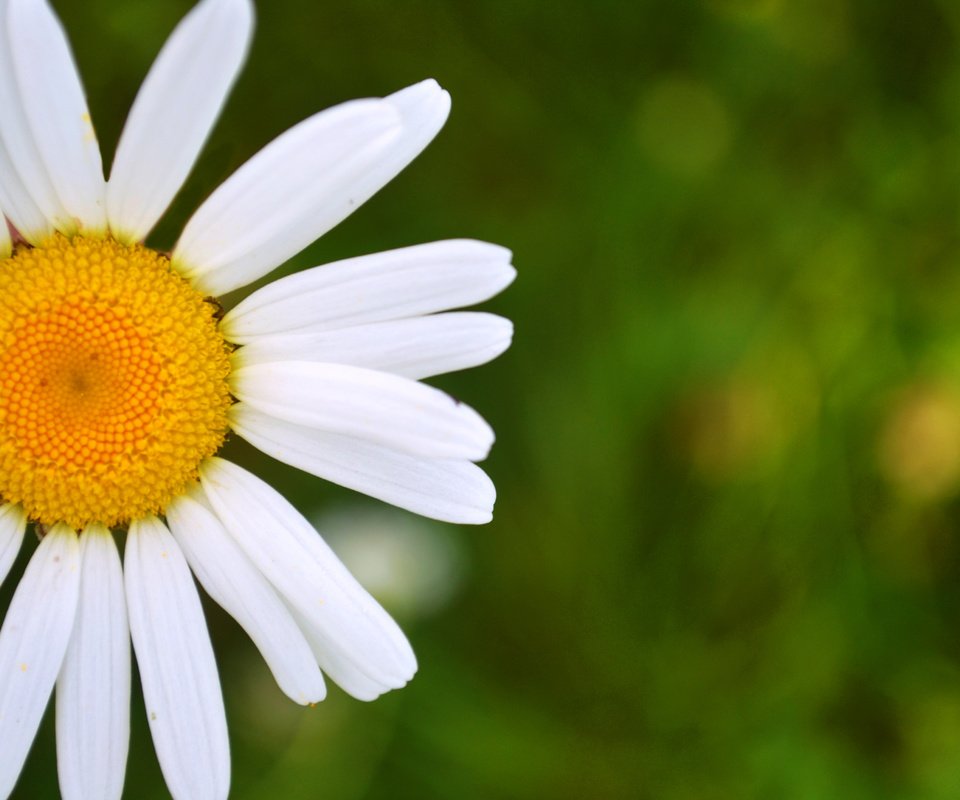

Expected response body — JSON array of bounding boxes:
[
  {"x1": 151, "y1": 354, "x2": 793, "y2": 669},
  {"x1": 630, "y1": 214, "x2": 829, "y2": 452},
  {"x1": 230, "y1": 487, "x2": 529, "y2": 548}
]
[{"x1": 0, "y1": 0, "x2": 514, "y2": 797}]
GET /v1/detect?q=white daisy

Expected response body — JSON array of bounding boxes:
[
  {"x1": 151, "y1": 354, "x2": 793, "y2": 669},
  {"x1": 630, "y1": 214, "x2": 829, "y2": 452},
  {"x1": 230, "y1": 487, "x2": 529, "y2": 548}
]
[{"x1": 0, "y1": 0, "x2": 514, "y2": 797}]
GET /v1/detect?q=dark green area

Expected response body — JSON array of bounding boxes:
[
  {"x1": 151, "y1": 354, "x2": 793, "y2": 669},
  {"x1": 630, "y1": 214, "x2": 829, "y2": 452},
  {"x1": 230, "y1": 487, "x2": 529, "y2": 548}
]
[{"x1": 13, "y1": 0, "x2": 960, "y2": 797}]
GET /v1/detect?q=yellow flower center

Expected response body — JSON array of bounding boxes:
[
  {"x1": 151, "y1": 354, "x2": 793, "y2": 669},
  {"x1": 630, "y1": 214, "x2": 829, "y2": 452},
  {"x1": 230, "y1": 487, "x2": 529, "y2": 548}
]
[{"x1": 0, "y1": 234, "x2": 232, "y2": 529}]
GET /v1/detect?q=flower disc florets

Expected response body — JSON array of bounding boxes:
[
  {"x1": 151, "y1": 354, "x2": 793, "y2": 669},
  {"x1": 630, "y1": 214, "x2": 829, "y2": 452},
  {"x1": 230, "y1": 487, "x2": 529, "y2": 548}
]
[{"x1": 0, "y1": 234, "x2": 232, "y2": 528}]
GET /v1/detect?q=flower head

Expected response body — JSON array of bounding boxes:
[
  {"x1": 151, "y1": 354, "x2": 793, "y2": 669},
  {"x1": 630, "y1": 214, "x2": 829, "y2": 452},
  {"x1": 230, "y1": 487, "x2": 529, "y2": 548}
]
[{"x1": 0, "y1": 0, "x2": 514, "y2": 797}]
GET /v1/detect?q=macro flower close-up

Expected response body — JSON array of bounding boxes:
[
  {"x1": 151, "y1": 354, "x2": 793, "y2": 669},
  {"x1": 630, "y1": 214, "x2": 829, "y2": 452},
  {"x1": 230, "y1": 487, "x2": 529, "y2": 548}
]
[
  {"x1": 0, "y1": 0, "x2": 514, "y2": 797},
  {"x1": 0, "y1": 0, "x2": 931, "y2": 797}
]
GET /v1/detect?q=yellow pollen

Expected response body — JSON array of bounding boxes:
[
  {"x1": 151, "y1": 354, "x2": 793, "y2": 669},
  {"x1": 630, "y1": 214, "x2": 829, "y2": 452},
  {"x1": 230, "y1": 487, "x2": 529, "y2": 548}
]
[{"x1": 0, "y1": 234, "x2": 232, "y2": 528}]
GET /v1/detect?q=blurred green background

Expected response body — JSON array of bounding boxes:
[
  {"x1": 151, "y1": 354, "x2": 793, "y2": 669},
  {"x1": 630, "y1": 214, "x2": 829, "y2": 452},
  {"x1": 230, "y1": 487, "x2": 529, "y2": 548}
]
[{"x1": 14, "y1": 0, "x2": 960, "y2": 797}]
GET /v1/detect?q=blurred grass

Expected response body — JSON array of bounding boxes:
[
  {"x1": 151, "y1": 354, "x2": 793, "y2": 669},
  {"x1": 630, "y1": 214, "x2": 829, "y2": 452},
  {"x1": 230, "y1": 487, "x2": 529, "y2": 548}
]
[{"x1": 13, "y1": 0, "x2": 960, "y2": 797}]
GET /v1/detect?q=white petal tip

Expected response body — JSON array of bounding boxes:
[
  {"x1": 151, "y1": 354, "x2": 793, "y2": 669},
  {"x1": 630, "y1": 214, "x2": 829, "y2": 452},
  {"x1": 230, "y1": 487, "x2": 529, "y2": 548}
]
[
  {"x1": 389, "y1": 78, "x2": 450, "y2": 113},
  {"x1": 461, "y1": 509, "x2": 494, "y2": 526}
]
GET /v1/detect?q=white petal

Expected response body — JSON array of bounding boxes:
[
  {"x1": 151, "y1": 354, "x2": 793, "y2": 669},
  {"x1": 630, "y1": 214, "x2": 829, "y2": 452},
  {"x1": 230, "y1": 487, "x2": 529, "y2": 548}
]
[
  {"x1": 0, "y1": 524, "x2": 80, "y2": 799},
  {"x1": 380, "y1": 78, "x2": 451, "y2": 183},
  {"x1": 125, "y1": 517, "x2": 229, "y2": 800},
  {"x1": 7, "y1": 0, "x2": 106, "y2": 233},
  {"x1": 221, "y1": 240, "x2": 515, "y2": 341},
  {"x1": 230, "y1": 361, "x2": 494, "y2": 460},
  {"x1": 231, "y1": 405, "x2": 496, "y2": 523},
  {"x1": 199, "y1": 458, "x2": 416, "y2": 696},
  {"x1": 0, "y1": 0, "x2": 61, "y2": 241},
  {"x1": 0, "y1": 134, "x2": 53, "y2": 242},
  {"x1": 56, "y1": 525, "x2": 129, "y2": 800},
  {"x1": 234, "y1": 312, "x2": 514, "y2": 380},
  {"x1": 286, "y1": 605, "x2": 398, "y2": 702},
  {"x1": 107, "y1": 0, "x2": 254, "y2": 243},
  {"x1": 0, "y1": 142, "x2": 49, "y2": 242},
  {"x1": 172, "y1": 98, "x2": 402, "y2": 296},
  {"x1": 0, "y1": 503, "x2": 26, "y2": 588},
  {"x1": 166, "y1": 494, "x2": 326, "y2": 705}
]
